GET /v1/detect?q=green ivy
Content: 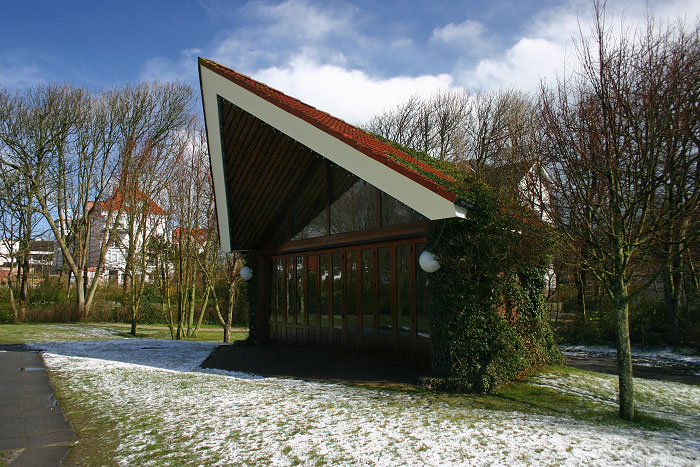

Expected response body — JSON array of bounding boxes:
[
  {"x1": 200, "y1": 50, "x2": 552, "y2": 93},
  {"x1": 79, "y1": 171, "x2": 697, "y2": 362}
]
[
  {"x1": 367, "y1": 132, "x2": 486, "y2": 203},
  {"x1": 422, "y1": 184, "x2": 562, "y2": 393}
]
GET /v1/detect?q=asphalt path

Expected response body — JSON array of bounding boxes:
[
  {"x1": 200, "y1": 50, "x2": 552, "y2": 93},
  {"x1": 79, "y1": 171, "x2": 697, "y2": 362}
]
[{"x1": 0, "y1": 346, "x2": 75, "y2": 466}]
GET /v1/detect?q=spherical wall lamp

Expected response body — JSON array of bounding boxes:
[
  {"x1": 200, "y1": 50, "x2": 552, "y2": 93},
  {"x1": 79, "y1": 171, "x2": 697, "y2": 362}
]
[
  {"x1": 240, "y1": 265, "x2": 254, "y2": 281},
  {"x1": 418, "y1": 250, "x2": 441, "y2": 273}
]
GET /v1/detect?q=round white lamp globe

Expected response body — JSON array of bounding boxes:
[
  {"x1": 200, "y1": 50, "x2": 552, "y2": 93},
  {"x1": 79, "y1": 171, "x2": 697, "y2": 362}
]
[
  {"x1": 240, "y1": 266, "x2": 254, "y2": 281},
  {"x1": 418, "y1": 250, "x2": 441, "y2": 273}
]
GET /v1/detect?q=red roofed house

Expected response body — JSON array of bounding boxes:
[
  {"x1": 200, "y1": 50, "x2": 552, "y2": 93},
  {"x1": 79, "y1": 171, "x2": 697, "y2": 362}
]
[
  {"x1": 199, "y1": 58, "x2": 474, "y2": 370},
  {"x1": 53, "y1": 188, "x2": 167, "y2": 284}
]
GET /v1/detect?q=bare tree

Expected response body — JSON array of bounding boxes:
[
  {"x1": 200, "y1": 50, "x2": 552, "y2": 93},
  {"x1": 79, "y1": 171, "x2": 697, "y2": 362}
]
[
  {"x1": 1, "y1": 91, "x2": 51, "y2": 321},
  {"x1": 537, "y1": 3, "x2": 700, "y2": 420},
  {"x1": 207, "y1": 252, "x2": 244, "y2": 343},
  {"x1": 163, "y1": 122, "x2": 212, "y2": 339},
  {"x1": 110, "y1": 83, "x2": 192, "y2": 335},
  {"x1": 0, "y1": 86, "x2": 98, "y2": 317},
  {"x1": 35, "y1": 87, "x2": 122, "y2": 320},
  {"x1": 429, "y1": 89, "x2": 471, "y2": 162},
  {"x1": 650, "y1": 20, "x2": 700, "y2": 341},
  {"x1": 195, "y1": 172, "x2": 244, "y2": 343},
  {"x1": 0, "y1": 165, "x2": 22, "y2": 320},
  {"x1": 365, "y1": 88, "x2": 538, "y2": 189},
  {"x1": 364, "y1": 90, "x2": 470, "y2": 161},
  {"x1": 0, "y1": 83, "x2": 192, "y2": 321},
  {"x1": 364, "y1": 95, "x2": 424, "y2": 150}
]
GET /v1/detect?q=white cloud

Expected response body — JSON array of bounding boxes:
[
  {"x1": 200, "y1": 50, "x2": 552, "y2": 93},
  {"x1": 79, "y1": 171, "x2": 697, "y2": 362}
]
[
  {"x1": 142, "y1": 0, "x2": 700, "y2": 120},
  {"x1": 254, "y1": 55, "x2": 453, "y2": 124},
  {"x1": 453, "y1": 0, "x2": 700, "y2": 92},
  {"x1": 140, "y1": 48, "x2": 202, "y2": 84},
  {"x1": 251, "y1": 0, "x2": 354, "y2": 41},
  {"x1": 211, "y1": 0, "x2": 362, "y2": 73},
  {"x1": 431, "y1": 19, "x2": 487, "y2": 46},
  {"x1": 461, "y1": 38, "x2": 567, "y2": 91}
]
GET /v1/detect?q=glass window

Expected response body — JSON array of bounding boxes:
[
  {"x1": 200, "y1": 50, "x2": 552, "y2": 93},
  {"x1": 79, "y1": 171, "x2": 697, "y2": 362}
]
[
  {"x1": 320, "y1": 253, "x2": 330, "y2": 328},
  {"x1": 296, "y1": 256, "x2": 304, "y2": 325},
  {"x1": 378, "y1": 247, "x2": 391, "y2": 334},
  {"x1": 276, "y1": 258, "x2": 284, "y2": 322},
  {"x1": 270, "y1": 259, "x2": 278, "y2": 323},
  {"x1": 290, "y1": 161, "x2": 328, "y2": 241},
  {"x1": 286, "y1": 258, "x2": 295, "y2": 324},
  {"x1": 381, "y1": 191, "x2": 427, "y2": 227},
  {"x1": 361, "y1": 249, "x2": 374, "y2": 333},
  {"x1": 291, "y1": 206, "x2": 327, "y2": 241},
  {"x1": 332, "y1": 252, "x2": 343, "y2": 329},
  {"x1": 307, "y1": 255, "x2": 318, "y2": 327},
  {"x1": 416, "y1": 243, "x2": 430, "y2": 338},
  {"x1": 330, "y1": 165, "x2": 378, "y2": 234},
  {"x1": 346, "y1": 251, "x2": 357, "y2": 331},
  {"x1": 396, "y1": 244, "x2": 411, "y2": 336}
]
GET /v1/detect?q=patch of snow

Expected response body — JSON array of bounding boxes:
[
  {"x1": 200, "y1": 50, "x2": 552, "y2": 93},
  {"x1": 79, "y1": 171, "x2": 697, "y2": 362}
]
[
  {"x1": 65, "y1": 324, "x2": 124, "y2": 339},
  {"x1": 533, "y1": 372, "x2": 700, "y2": 428},
  {"x1": 29, "y1": 339, "x2": 219, "y2": 372},
  {"x1": 35, "y1": 340, "x2": 700, "y2": 466},
  {"x1": 561, "y1": 345, "x2": 700, "y2": 370}
]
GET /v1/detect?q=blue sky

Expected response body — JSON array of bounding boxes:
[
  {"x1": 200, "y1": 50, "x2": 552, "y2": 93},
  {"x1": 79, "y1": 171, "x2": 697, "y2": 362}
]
[{"x1": 2, "y1": 0, "x2": 697, "y2": 124}]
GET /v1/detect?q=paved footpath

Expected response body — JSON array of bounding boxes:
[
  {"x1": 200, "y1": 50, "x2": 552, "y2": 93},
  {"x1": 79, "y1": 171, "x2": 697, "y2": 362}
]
[{"x1": 0, "y1": 348, "x2": 75, "y2": 466}]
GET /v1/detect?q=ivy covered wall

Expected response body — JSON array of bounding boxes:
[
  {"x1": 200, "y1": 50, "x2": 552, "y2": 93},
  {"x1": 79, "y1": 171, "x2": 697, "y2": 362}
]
[{"x1": 423, "y1": 178, "x2": 562, "y2": 393}]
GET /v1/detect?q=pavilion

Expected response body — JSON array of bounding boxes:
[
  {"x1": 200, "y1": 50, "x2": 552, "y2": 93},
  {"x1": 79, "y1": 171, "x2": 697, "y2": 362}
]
[{"x1": 199, "y1": 58, "x2": 472, "y2": 370}]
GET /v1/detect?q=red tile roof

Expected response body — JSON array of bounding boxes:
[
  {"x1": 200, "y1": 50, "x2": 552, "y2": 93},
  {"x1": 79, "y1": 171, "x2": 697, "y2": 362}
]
[
  {"x1": 172, "y1": 227, "x2": 208, "y2": 245},
  {"x1": 199, "y1": 58, "x2": 458, "y2": 203},
  {"x1": 92, "y1": 188, "x2": 165, "y2": 216}
]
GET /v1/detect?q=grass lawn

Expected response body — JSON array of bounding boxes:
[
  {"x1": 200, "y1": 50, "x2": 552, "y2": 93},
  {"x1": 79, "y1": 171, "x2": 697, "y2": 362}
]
[
  {"x1": 0, "y1": 323, "x2": 248, "y2": 344},
  {"x1": 21, "y1": 338, "x2": 699, "y2": 466}
]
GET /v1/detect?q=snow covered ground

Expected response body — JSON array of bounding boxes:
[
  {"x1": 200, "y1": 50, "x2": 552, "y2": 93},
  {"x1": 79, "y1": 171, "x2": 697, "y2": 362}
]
[
  {"x1": 32, "y1": 339, "x2": 700, "y2": 466},
  {"x1": 561, "y1": 345, "x2": 700, "y2": 375}
]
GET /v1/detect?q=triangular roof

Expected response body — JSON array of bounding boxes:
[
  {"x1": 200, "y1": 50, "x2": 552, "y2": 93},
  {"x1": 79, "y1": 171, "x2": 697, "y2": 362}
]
[{"x1": 199, "y1": 58, "x2": 470, "y2": 251}]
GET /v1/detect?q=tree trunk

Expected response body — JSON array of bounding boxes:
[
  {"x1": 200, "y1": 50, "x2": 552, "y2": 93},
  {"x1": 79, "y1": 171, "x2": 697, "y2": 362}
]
[
  {"x1": 176, "y1": 286, "x2": 184, "y2": 340},
  {"x1": 192, "y1": 286, "x2": 210, "y2": 338},
  {"x1": 17, "y1": 251, "x2": 29, "y2": 322},
  {"x1": 612, "y1": 274, "x2": 634, "y2": 421},
  {"x1": 66, "y1": 269, "x2": 72, "y2": 294},
  {"x1": 130, "y1": 303, "x2": 138, "y2": 335},
  {"x1": 187, "y1": 283, "x2": 196, "y2": 337},
  {"x1": 76, "y1": 275, "x2": 87, "y2": 321},
  {"x1": 7, "y1": 261, "x2": 18, "y2": 322},
  {"x1": 129, "y1": 277, "x2": 142, "y2": 337},
  {"x1": 576, "y1": 265, "x2": 587, "y2": 321},
  {"x1": 83, "y1": 267, "x2": 89, "y2": 316},
  {"x1": 159, "y1": 257, "x2": 175, "y2": 340},
  {"x1": 661, "y1": 245, "x2": 684, "y2": 343},
  {"x1": 223, "y1": 325, "x2": 231, "y2": 343}
]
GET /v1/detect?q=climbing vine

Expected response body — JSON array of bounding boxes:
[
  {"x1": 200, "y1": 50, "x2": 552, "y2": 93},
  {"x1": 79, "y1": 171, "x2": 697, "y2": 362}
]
[{"x1": 421, "y1": 173, "x2": 562, "y2": 393}]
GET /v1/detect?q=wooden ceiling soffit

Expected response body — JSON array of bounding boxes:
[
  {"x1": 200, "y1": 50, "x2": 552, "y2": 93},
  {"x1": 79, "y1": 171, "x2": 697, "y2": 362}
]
[{"x1": 218, "y1": 97, "x2": 324, "y2": 249}]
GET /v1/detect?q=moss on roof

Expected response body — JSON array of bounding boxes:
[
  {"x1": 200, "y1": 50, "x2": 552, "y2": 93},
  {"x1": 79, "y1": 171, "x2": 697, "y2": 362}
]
[{"x1": 366, "y1": 132, "x2": 487, "y2": 204}]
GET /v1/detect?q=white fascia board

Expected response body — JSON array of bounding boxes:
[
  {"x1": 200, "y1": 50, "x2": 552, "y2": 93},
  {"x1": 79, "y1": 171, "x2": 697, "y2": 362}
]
[
  {"x1": 201, "y1": 68, "x2": 233, "y2": 252},
  {"x1": 200, "y1": 65, "x2": 462, "y2": 250}
]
